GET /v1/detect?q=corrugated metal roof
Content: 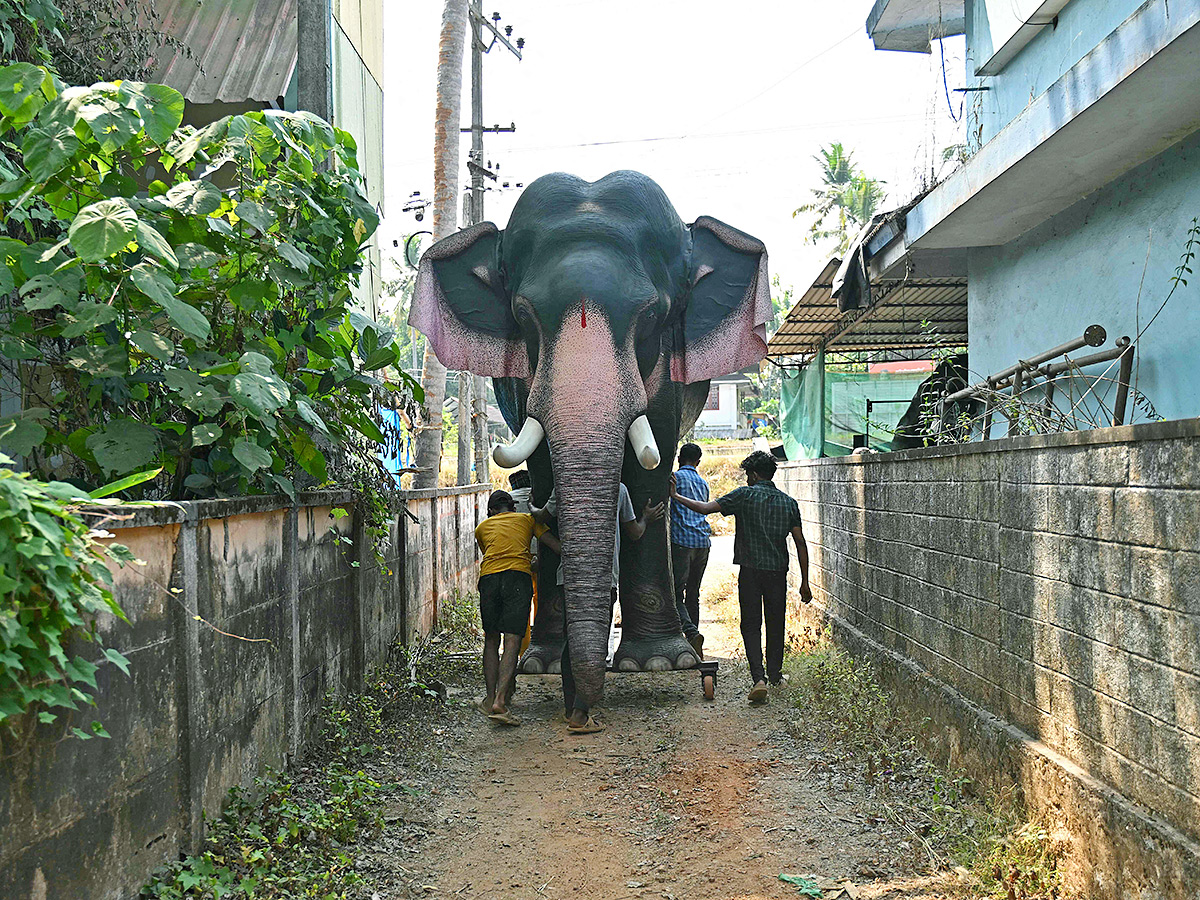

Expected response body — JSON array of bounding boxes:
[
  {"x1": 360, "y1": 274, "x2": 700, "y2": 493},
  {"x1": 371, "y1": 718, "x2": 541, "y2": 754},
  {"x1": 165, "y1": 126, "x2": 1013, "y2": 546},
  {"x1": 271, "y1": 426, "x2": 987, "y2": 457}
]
[
  {"x1": 152, "y1": 0, "x2": 298, "y2": 105},
  {"x1": 767, "y1": 258, "x2": 967, "y2": 363}
]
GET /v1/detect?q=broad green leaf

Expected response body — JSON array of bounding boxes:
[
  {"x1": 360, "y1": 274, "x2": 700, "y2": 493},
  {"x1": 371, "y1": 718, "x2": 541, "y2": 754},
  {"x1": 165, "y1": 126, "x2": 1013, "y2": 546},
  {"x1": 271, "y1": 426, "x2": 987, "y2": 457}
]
[
  {"x1": 164, "y1": 368, "x2": 225, "y2": 416},
  {"x1": 226, "y1": 115, "x2": 281, "y2": 161},
  {"x1": 59, "y1": 301, "x2": 117, "y2": 338},
  {"x1": 22, "y1": 122, "x2": 81, "y2": 182},
  {"x1": 0, "y1": 416, "x2": 46, "y2": 455},
  {"x1": 20, "y1": 273, "x2": 80, "y2": 310},
  {"x1": 98, "y1": 172, "x2": 136, "y2": 198},
  {"x1": 103, "y1": 648, "x2": 131, "y2": 676},
  {"x1": 117, "y1": 82, "x2": 184, "y2": 145},
  {"x1": 77, "y1": 93, "x2": 140, "y2": 153},
  {"x1": 233, "y1": 199, "x2": 275, "y2": 233},
  {"x1": 229, "y1": 372, "x2": 290, "y2": 419},
  {"x1": 349, "y1": 414, "x2": 385, "y2": 444},
  {"x1": 129, "y1": 329, "x2": 174, "y2": 362},
  {"x1": 295, "y1": 398, "x2": 328, "y2": 433},
  {"x1": 85, "y1": 420, "x2": 160, "y2": 475},
  {"x1": 291, "y1": 429, "x2": 327, "y2": 483},
  {"x1": 276, "y1": 240, "x2": 312, "y2": 272},
  {"x1": 20, "y1": 239, "x2": 71, "y2": 276},
  {"x1": 68, "y1": 198, "x2": 138, "y2": 262},
  {"x1": 238, "y1": 351, "x2": 274, "y2": 375},
  {"x1": 177, "y1": 242, "x2": 219, "y2": 270},
  {"x1": 228, "y1": 279, "x2": 267, "y2": 308},
  {"x1": 0, "y1": 64, "x2": 48, "y2": 117},
  {"x1": 89, "y1": 467, "x2": 163, "y2": 498},
  {"x1": 190, "y1": 423, "x2": 222, "y2": 446},
  {"x1": 134, "y1": 221, "x2": 179, "y2": 269},
  {"x1": 268, "y1": 473, "x2": 296, "y2": 500},
  {"x1": 164, "y1": 179, "x2": 222, "y2": 216},
  {"x1": 361, "y1": 346, "x2": 397, "y2": 371},
  {"x1": 233, "y1": 438, "x2": 272, "y2": 472},
  {"x1": 130, "y1": 263, "x2": 210, "y2": 342},
  {"x1": 64, "y1": 344, "x2": 126, "y2": 377}
]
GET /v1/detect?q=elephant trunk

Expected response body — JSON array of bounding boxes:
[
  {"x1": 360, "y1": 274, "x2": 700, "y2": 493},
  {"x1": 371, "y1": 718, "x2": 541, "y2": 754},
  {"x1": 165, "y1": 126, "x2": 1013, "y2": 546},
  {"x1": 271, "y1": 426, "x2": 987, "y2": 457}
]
[
  {"x1": 546, "y1": 436, "x2": 625, "y2": 707},
  {"x1": 526, "y1": 304, "x2": 645, "y2": 708}
]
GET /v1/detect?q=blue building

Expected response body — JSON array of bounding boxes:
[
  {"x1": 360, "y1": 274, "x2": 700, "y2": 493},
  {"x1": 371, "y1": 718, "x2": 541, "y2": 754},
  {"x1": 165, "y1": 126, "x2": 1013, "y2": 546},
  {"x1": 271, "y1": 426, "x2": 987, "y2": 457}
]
[{"x1": 857, "y1": 0, "x2": 1200, "y2": 431}]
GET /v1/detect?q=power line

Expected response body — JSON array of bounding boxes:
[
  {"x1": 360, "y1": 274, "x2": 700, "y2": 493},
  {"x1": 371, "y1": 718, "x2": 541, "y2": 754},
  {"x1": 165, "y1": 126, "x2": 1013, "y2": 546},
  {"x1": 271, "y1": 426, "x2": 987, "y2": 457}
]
[{"x1": 684, "y1": 25, "x2": 862, "y2": 137}]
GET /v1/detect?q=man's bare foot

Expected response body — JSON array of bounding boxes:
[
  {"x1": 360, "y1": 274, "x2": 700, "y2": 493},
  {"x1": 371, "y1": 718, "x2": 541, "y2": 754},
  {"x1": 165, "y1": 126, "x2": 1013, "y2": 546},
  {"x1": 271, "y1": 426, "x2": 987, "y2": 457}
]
[{"x1": 476, "y1": 696, "x2": 494, "y2": 715}]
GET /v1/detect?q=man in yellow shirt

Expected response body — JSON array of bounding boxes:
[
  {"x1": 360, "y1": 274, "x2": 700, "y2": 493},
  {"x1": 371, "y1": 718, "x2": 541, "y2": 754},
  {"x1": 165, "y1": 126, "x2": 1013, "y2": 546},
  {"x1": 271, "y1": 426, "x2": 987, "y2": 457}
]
[{"x1": 475, "y1": 490, "x2": 561, "y2": 726}]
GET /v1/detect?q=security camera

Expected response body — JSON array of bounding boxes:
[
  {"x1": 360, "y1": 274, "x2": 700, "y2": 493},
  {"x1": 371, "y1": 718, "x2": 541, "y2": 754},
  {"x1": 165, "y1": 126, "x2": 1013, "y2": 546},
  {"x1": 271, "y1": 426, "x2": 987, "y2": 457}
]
[{"x1": 414, "y1": 210, "x2": 424, "y2": 222}]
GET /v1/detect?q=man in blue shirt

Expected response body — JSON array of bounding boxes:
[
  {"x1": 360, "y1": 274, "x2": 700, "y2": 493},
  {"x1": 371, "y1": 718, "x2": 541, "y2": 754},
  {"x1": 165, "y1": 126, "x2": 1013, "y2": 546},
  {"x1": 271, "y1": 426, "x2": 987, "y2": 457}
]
[{"x1": 670, "y1": 443, "x2": 710, "y2": 661}]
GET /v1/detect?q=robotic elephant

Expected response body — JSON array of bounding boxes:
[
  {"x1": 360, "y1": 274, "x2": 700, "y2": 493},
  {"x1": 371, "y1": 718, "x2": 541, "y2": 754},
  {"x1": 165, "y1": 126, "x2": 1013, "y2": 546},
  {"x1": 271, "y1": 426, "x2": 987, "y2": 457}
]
[{"x1": 411, "y1": 170, "x2": 770, "y2": 710}]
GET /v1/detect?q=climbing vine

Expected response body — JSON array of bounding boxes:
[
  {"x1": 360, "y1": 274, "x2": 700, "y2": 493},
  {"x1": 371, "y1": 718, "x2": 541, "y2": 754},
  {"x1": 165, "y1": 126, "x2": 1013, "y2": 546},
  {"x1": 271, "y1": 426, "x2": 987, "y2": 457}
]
[{"x1": 0, "y1": 450, "x2": 141, "y2": 738}]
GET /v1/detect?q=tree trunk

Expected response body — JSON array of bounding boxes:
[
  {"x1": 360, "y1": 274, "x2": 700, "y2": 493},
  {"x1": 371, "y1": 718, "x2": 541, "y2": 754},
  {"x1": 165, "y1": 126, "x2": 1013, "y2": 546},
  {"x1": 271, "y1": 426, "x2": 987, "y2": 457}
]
[
  {"x1": 412, "y1": 0, "x2": 467, "y2": 489},
  {"x1": 473, "y1": 375, "x2": 489, "y2": 484}
]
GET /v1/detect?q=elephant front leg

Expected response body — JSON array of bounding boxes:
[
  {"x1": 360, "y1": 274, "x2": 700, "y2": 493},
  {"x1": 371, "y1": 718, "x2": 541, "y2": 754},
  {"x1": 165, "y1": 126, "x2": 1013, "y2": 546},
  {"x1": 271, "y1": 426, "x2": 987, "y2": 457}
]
[
  {"x1": 611, "y1": 396, "x2": 699, "y2": 672},
  {"x1": 518, "y1": 541, "x2": 565, "y2": 674},
  {"x1": 612, "y1": 510, "x2": 699, "y2": 671}
]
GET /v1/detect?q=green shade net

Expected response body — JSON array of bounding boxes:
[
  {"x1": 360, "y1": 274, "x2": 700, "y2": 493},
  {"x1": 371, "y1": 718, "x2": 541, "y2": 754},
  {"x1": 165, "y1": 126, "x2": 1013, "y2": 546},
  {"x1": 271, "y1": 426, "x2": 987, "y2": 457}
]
[
  {"x1": 781, "y1": 352, "x2": 929, "y2": 459},
  {"x1": 781, "y1": 349, "x2": 824, "y2": 460}
]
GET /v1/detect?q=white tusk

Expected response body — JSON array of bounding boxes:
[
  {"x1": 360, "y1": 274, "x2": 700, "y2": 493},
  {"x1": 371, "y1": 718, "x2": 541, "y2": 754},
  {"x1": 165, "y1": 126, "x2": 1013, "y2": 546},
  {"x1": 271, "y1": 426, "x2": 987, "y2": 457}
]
[
  {"x1": 492, "y1": 417, "x2": 545, "y2": 468},
  {"x1": 627, "y1": 415, "x2": 661, "y2": 470}
]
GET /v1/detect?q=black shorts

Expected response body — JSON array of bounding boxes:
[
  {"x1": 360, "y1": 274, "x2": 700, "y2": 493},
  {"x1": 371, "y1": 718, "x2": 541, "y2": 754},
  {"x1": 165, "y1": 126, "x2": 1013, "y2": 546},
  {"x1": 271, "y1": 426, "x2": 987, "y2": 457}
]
[{"x1": 478, "y1": 570, "x2": 534, "y2": 636}]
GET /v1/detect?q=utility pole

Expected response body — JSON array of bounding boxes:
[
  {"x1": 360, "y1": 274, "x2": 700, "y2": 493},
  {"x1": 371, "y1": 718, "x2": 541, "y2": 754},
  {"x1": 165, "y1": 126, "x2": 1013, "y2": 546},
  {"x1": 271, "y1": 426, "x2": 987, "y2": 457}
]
[{"x1": 463, "y1": 1, "x2": 523, "y2": 485}]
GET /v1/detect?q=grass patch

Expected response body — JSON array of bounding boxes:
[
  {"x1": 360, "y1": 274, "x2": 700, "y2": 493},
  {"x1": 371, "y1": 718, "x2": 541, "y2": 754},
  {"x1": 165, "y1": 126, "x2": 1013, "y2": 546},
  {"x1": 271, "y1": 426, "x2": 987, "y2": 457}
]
[
  {"x1": 141, "y1": 637, "x2": 470, "y2": 899},
  {"x1": 785, "y1": 632, "x2": 1068, "y2": 899}
]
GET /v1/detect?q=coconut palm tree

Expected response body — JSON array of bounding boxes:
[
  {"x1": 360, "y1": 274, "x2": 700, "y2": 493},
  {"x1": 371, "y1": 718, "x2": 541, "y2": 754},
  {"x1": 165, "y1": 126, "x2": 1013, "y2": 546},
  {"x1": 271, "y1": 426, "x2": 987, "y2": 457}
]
[
  {"x1": 793, "y1": 142, "x2": 886, "y2": 255},
  {"x1": 412, "y1": 0, "x2": 467, "y2": 489}
]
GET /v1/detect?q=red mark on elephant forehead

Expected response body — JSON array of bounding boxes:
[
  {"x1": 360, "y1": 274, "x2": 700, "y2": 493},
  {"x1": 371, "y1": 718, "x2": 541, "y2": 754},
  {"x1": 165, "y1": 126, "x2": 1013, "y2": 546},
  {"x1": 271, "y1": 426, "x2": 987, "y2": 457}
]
[{"x1": 581, "y1": 298, "x2": 587, "y2": 329}]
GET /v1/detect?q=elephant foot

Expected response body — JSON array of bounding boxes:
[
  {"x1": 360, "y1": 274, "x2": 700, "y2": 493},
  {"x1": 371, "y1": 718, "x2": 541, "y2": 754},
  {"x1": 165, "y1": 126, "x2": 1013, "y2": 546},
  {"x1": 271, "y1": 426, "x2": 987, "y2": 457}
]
[
  {"x1": 611, "y1": 633, "x2": 699, "y2": 672},
  {"x1": 519, "y1": 642, "x2": 563, "y2": 674}
]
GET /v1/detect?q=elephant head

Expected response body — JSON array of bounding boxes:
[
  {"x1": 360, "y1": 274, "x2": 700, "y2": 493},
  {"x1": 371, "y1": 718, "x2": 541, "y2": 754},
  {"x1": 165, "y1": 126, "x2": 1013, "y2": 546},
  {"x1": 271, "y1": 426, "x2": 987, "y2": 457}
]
[{"x1": 411, "y1": 171, "x2": 770, "y2": 708}]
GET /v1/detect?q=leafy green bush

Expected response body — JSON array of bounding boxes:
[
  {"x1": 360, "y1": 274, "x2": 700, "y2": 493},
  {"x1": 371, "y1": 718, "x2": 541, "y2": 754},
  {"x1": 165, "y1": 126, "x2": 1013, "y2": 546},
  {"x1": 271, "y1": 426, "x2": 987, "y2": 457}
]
[
  {"x1": 0, "y1": 63, "x2": 418, "y2": 498},
  {"x1": 0, "y1": 449, "x2": 135, "y2": 737},
  {"x1": 141, "y1": 767, "x2": 383, "y2": 899}
]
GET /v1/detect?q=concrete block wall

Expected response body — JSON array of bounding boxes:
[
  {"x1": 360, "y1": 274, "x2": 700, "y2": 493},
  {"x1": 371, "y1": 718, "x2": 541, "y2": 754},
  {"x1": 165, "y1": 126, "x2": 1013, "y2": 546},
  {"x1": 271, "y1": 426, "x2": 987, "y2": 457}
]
[
  {"x1": 0, "y1": 484, "x2": 490, "y2": 900},
  {"x1": 778, "y1": 418, "x2": 1200, "y2": 898}
]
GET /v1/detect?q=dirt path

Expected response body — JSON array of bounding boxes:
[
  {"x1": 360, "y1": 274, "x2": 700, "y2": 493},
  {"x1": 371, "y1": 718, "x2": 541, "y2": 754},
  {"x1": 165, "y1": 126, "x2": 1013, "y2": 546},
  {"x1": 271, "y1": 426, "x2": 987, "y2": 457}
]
[{"x1": 362, "y1": 544, "x2": 969, "y2": 900}]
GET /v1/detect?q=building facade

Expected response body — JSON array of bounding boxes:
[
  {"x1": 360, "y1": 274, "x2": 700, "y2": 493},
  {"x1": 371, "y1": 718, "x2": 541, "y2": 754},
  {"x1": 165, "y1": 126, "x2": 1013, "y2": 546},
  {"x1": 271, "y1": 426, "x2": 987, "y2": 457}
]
[{"x1": 864, "y1": 0, "x2": 1200, "y2": 428}]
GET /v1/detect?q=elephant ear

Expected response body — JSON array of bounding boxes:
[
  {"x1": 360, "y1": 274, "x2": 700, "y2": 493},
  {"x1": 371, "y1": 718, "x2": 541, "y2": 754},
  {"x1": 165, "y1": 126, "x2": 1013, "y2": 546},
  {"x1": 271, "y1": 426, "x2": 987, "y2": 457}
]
[
  {"x1": 409, "y1": 222, "x2": 529, "y2": 378},
  {"x1": 671, "y1": 216, "x2": 771, "y2": 384}
]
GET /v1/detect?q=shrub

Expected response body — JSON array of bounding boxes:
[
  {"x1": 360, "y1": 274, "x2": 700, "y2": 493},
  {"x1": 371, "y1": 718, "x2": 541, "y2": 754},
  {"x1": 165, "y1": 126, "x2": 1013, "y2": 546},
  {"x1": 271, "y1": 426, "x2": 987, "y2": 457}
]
[
  {"x1": 0, "y1": 64, "x2": 419, "y2": 499},
  {"x1": 0, "y1": 450, "x2": 137, "y2": 737}
]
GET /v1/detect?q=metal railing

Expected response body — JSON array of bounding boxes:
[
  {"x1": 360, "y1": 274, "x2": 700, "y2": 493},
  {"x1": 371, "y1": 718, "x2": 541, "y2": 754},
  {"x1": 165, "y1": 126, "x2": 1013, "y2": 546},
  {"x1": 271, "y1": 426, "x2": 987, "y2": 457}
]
[{"x1": 934, "y1": 325, "x2": 1136, "y2": 442}]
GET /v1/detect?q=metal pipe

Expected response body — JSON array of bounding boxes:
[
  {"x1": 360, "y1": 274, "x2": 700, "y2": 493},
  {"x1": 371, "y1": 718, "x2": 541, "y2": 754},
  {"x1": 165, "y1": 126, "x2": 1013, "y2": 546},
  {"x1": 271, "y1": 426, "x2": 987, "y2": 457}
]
[
  {"x1": 945, "y1": 325, "x2": 1107, "y2": 404},
  {"x1": 1034, "y1": 337, "x2": 1130, "y2": 380},
  {"x1": 1113, "y1": 342, "x2": 1135, "y2": 426}
]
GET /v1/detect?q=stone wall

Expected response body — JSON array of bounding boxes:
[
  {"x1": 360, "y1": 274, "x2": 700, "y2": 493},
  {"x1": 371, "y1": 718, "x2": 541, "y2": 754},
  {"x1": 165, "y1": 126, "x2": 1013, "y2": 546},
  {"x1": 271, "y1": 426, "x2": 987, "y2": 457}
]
[
  {"x1": 0, "y1": 485, "x2": 489, "y2": 900},
  {"x1": 777, "y1": 419, "x2": 1200, "y2": 899}
]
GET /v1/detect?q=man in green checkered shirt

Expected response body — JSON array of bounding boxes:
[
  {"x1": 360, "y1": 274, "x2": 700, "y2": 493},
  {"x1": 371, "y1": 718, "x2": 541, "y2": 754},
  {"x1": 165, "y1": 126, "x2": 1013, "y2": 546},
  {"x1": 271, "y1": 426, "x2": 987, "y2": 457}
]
[{"x1": 671, "y1": 450, "x2": 811, "y2": 704}]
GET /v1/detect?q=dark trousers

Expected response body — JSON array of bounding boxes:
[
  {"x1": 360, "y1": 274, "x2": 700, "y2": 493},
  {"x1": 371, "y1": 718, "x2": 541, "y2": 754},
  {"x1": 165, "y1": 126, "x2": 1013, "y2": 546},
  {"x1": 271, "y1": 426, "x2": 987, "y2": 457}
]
[
  {"x1": 738, "y1": 567, "x2": 787, "y2": 686},
  {"x1": 671, "y1": 544, "x2": 709, "y2": 638},
  {"x1": 561, "y1": 588, "x2": 617, "y2": 715}
]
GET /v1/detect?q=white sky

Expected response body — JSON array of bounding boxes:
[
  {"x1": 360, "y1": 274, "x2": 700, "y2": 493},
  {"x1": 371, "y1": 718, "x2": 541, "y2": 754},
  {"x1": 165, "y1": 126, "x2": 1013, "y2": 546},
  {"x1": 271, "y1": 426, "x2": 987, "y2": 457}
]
[{"x1": 380, "y1": 2, "x2": 965, "y2": 305}]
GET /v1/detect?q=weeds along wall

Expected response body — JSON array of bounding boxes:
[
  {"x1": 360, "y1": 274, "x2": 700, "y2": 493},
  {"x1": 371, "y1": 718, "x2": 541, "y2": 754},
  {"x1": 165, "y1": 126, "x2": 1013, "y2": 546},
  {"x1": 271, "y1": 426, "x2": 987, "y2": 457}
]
[
  {"x1": 777, "y1": 419, "x2": 1200, "y2": 900},
  {"x1": 0, "y1": 485, "x2": 489, "y2": 900}
]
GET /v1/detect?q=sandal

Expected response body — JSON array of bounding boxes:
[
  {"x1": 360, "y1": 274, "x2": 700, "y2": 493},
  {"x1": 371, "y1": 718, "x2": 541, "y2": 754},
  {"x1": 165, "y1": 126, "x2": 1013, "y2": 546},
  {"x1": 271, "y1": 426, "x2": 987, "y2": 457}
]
[
  {"x1": 487, "y1": 710, "x2": 521, "y2": 727},
  {"x1": 566, "y1": 714, "x2": 604, "y2": 735}
]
